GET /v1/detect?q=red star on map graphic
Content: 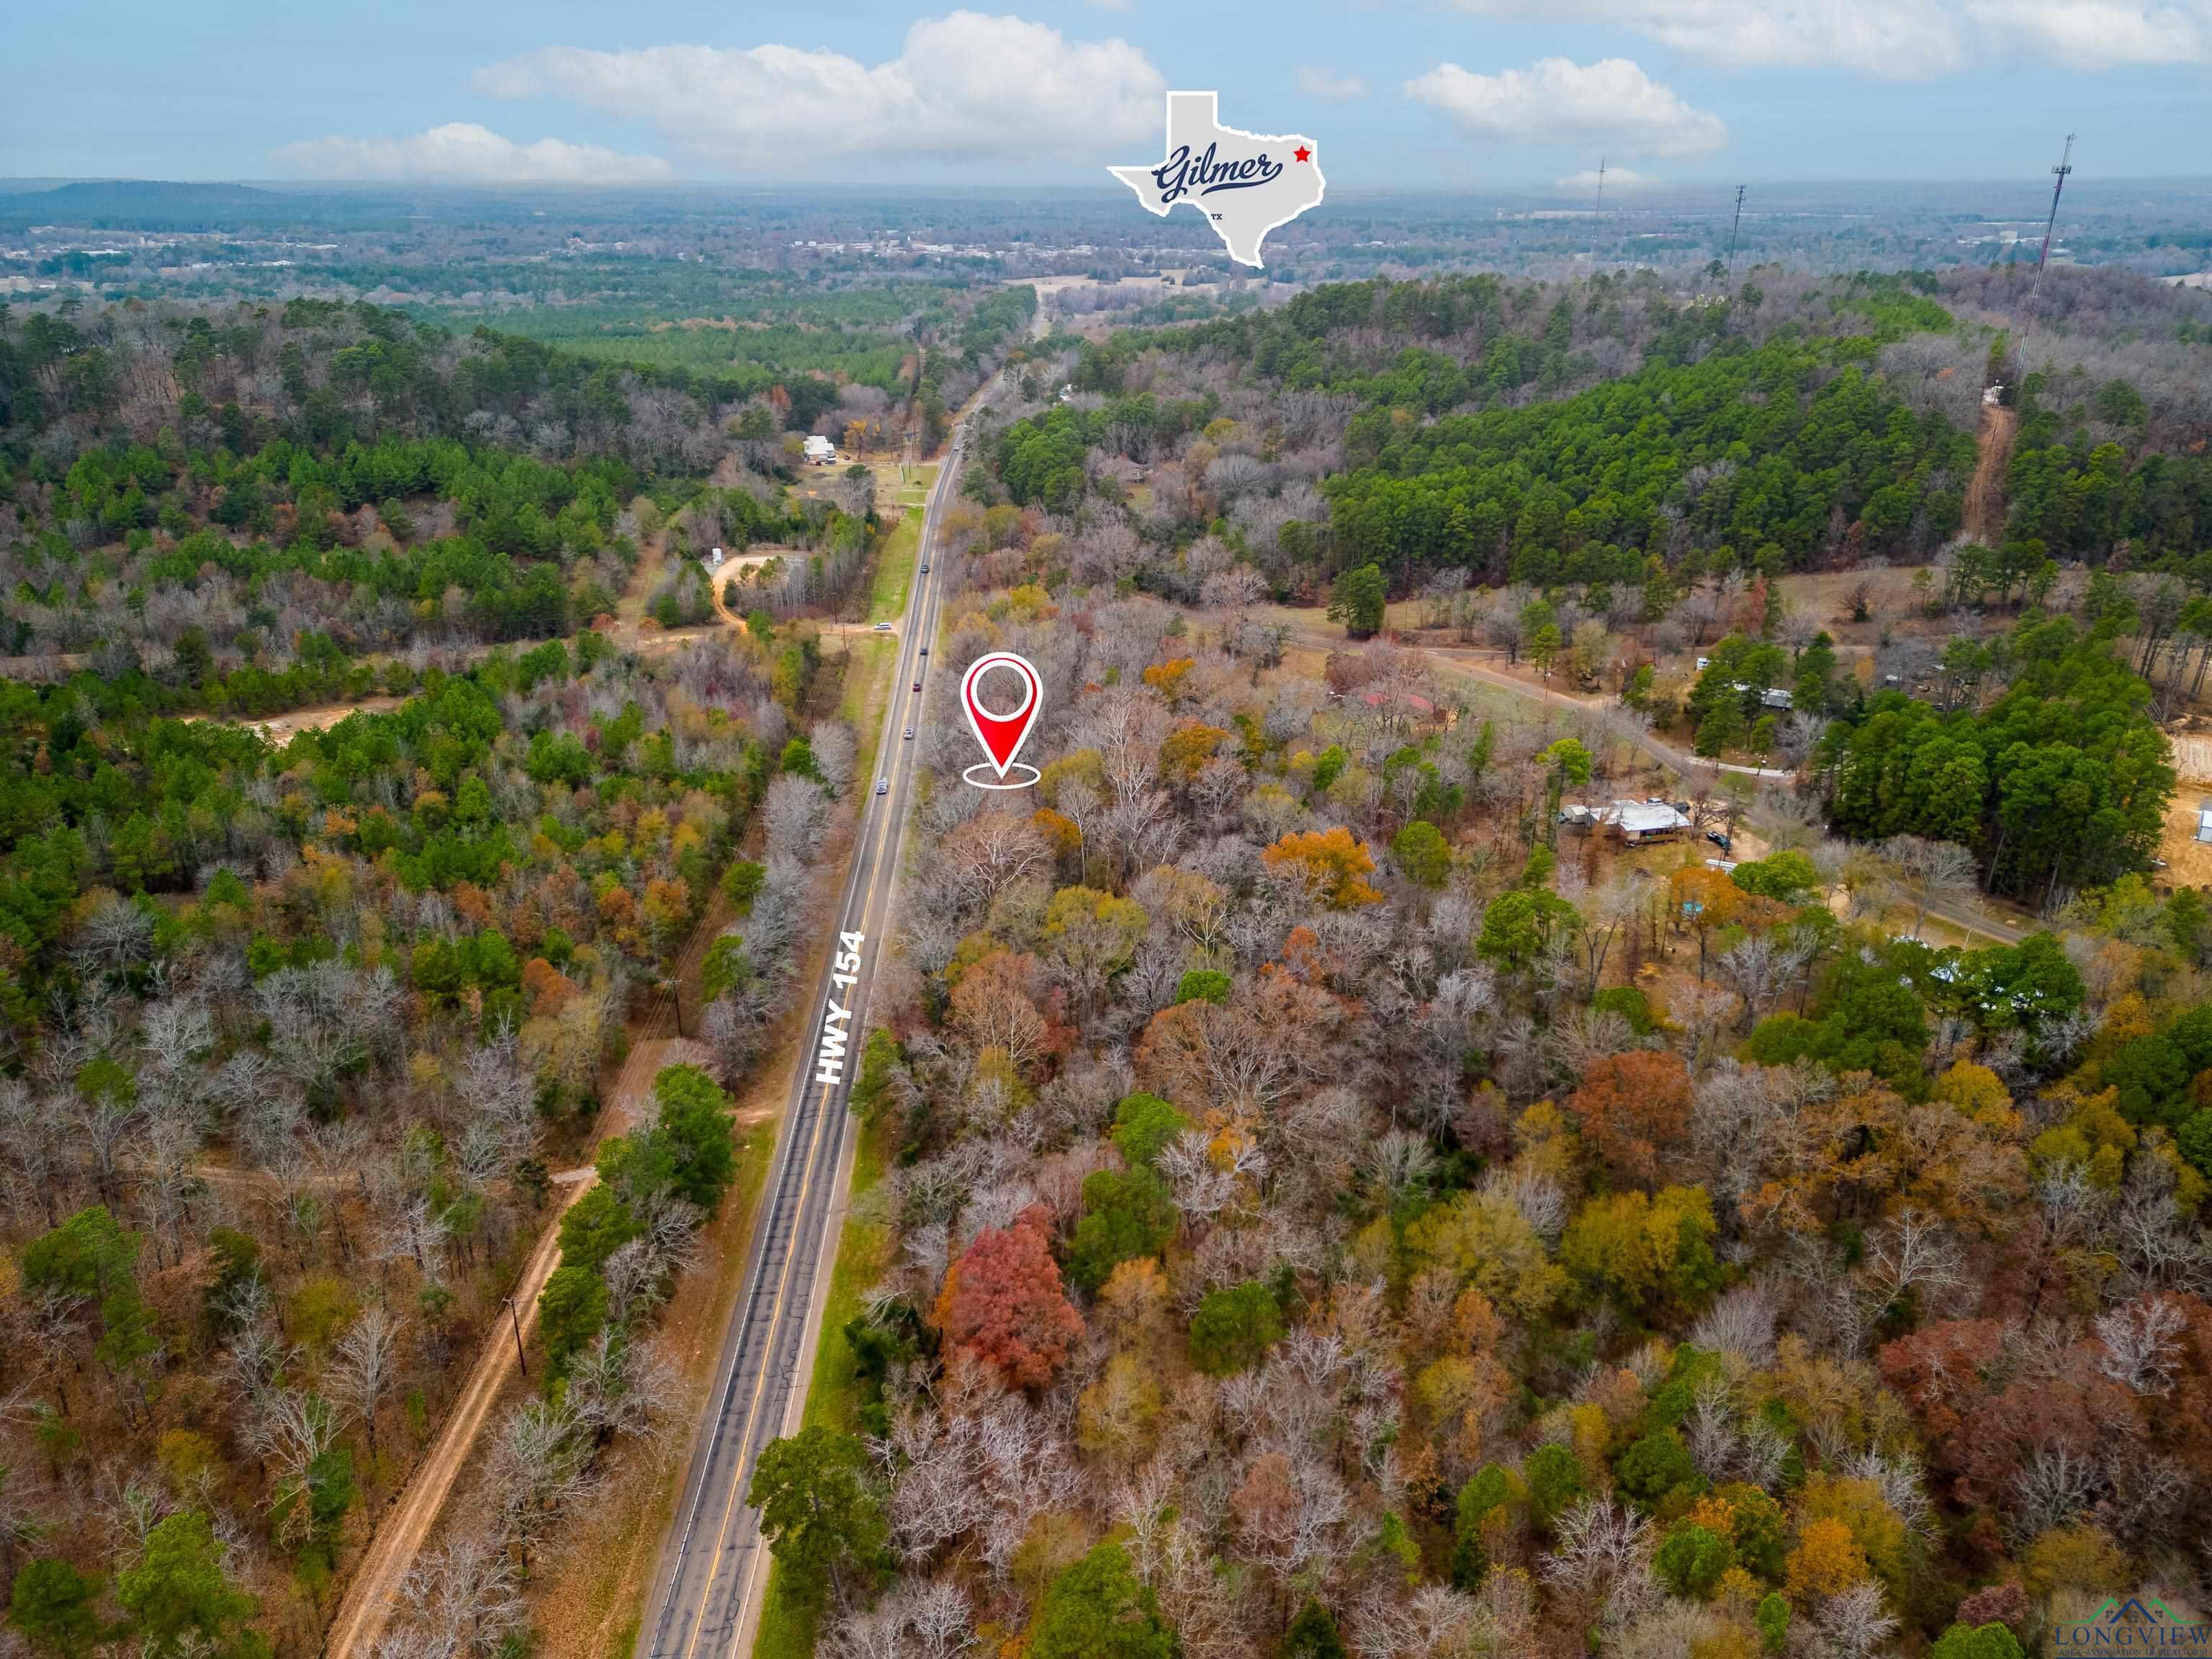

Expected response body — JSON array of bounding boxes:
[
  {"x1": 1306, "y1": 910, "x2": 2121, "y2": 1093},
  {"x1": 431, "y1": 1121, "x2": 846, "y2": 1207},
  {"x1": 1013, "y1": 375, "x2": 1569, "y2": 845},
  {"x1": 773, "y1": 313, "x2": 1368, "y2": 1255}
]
[{"x1": 1293, "y1": 145, "x2": 1312, "y2": 162}]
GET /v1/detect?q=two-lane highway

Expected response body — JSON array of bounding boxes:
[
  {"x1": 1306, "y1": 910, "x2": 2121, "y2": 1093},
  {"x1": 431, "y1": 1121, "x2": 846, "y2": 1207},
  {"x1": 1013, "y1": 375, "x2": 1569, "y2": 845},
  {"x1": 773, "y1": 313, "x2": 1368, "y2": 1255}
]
[{"x1": 637, "y1": 402, "x2": 977, "y2": 1659}]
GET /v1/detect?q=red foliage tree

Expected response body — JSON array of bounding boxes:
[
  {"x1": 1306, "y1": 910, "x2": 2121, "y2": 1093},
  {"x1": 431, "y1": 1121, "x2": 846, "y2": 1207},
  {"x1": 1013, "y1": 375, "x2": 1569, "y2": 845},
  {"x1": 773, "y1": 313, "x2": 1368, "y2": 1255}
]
[
  {"x1": 934, "y1": 1204, "x2": 1084, "y2": 1392},
  {"x1": 1565, "y1": 1050, "x2": 1693, "y2": 1188},
  {"x1": 1879, "y1": 1317, "x2": 2139, "y2": 1511}
]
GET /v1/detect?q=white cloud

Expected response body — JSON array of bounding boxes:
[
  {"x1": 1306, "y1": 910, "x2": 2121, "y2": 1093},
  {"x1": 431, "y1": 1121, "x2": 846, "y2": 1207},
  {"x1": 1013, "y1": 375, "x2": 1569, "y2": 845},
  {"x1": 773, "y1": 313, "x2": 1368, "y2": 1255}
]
[
  {"x1": 1298, "y1": 66, "x2": 1370, "y2": 102},
  {"x1": 1964, "y1": 0, "x2": 2208, "y2": 65},
  {"x1": 1406, "y1": 58, "x2": 1727, "y2": 158},
  {"x1": 1556, "y1": 167, "x2": 1658, "y2": 190},
  {"x1": 478, "y1": 12, "x2": 1166, "y2": 172},
  {"x1": 274, "y1": 123, "x2": 672, "y2": 184},
  {"x1": 1447, "y1": 0, "x2": 2211, "y2": 76}
]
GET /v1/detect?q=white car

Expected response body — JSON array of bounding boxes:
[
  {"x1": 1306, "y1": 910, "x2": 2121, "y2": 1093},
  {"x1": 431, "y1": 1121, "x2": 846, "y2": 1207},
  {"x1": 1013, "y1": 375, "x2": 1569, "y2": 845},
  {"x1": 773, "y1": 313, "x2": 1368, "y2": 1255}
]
[
  {"x1": 872, "y1": 621, "x2": 891, "y2": 631},
  {"x1": 875, "y1": 778, "x2": 889, "y2": 796},
  {"x1": 904, "y1": 727, "x2": 914, "y2": 739}
]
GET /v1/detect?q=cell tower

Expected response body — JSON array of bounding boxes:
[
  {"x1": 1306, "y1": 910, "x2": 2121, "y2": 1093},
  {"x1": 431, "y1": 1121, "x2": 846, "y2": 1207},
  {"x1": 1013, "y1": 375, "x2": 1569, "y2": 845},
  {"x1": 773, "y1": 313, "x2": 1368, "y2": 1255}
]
[
  {"x1": 1725, "y1": 184, "x2": 1746, "y2": 284},
  {"x1": 2026, "y1": 133, "x2": 2074, "y2": 330},
  {"x1": 1589, "y1": 158, "x2": 1606, "y2": 268}
]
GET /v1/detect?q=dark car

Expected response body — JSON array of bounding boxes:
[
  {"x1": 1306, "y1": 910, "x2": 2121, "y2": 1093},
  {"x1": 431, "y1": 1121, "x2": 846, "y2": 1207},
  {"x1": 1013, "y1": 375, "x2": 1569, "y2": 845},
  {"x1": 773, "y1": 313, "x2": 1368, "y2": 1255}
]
[
  {"x1": 913, "y1": 680, "x2": 922, "y2": 693},
  {"x1": 919, "y1": 644, "x2": 929, "y2": 657},
  {"x1": 920, "y1": 561, "x2": 930, "y2": 573},
  {"x1": 1706, "y1": 831, "x2": 1732, "y2": 853}
]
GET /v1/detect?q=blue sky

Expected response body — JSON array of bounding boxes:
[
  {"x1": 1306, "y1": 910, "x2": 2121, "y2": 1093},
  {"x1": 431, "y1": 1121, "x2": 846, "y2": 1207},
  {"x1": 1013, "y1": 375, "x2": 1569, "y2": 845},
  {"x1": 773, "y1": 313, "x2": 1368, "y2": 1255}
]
[{"x1": 4, "y1": 0, "x2": 2209, "y2": 189}]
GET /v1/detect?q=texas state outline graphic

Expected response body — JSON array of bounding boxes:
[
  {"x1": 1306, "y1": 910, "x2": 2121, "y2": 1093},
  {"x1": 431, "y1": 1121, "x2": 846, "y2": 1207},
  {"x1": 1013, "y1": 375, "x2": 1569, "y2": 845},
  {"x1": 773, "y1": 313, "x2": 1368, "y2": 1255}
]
[{"x1": 1110, "y1": 91, "x2": 1324, "y2": 269}]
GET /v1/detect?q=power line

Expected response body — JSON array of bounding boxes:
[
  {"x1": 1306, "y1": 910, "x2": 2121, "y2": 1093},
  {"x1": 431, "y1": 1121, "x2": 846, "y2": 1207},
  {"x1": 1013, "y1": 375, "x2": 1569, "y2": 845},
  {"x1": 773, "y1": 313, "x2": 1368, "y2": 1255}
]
[{"x1": 2025, "y1": 132, "x2": 2074, "y2": 335}]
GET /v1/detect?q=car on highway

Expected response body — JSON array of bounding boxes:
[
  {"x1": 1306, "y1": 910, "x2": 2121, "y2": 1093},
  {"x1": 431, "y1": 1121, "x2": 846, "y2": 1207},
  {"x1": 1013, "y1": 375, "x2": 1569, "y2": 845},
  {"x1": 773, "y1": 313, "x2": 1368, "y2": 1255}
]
[
  {"x1": 904, "y1": 727, "x2": 914, "y2": 739},
  {"x1": 920, "y1": 561, "x2": 930, "y2": 572},
  {"x1": 912, "y1": 679, "x2": 922, "y2": 693},
  {"x1": 919, "y1": 644, "x2": 929, "y2": 656},
  {"x1": 875, "y1": 778, "x2": 889, "y2": 796}
]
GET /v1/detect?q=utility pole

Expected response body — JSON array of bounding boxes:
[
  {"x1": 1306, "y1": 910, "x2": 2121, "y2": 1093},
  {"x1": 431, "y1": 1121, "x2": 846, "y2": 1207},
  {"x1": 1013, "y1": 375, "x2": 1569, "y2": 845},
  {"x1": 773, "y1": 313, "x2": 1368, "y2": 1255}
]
[
  {"x1": 2025, "y1": 133, "x2": 2074, "y2": 333},
  {"x1": 502, "y1": 1295, "x2": 528, "y2": 1377},
  {"x1": 1725, "y1": 184, "x2": 1746, "y2": 284}
]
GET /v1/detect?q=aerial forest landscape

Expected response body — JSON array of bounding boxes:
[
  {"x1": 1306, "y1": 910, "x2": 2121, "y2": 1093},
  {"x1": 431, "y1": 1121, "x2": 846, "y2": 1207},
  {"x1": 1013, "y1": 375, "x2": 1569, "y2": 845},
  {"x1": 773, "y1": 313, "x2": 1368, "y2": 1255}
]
[{"x1": 6, "y1": 8, "x2": 2212, "y2": 1658}]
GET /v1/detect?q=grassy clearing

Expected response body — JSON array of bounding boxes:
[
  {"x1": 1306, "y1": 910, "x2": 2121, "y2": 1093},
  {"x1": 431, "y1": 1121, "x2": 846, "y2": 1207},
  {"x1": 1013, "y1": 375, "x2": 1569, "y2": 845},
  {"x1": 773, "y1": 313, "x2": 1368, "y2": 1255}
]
[
  {"x1": 867, "y1": 513, "x2": 921, "y2": 626},
  {"x1": 835, "y1": 637, "x2": 897, "y2": 820},
  {"x1": 750, "y1": 1110, "x2": 894, "y2": 1659},
  {"x1": 799, "y1": 1113, "x2": 894, "y2": 1435}
]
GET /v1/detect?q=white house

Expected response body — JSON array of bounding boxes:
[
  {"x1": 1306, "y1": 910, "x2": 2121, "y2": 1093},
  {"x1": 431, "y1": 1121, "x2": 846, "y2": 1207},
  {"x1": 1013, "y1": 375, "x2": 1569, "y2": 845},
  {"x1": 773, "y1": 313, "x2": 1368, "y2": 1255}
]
[
  {"x1": 2198, "y1": 799, "x2": 2212, "y2": 844},
  {"x1": 1558, "y1": 799, "x2": 1694, "y2": 843},
  {"x1": 1609, "y1": 799, "x2": 1693, "y2": 842},
  {"x1": 702, "y1": 545, "x2": 725, "y2": 572},
  {"x1": 802, "y1": 435, "x2": 837, "y2": 466}
]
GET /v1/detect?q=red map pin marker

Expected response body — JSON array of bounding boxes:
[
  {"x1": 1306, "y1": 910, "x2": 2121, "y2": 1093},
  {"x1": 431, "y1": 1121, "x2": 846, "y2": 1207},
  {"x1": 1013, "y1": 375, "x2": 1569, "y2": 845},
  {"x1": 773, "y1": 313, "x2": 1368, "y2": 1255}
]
[{"x1": 961, "y1": 652, "x2": 1043, "y2": 788}]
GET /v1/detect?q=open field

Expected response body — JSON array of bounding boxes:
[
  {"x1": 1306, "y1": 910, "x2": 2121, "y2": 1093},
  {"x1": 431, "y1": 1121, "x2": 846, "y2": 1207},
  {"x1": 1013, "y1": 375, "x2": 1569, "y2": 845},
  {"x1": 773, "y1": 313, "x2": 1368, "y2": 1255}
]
[
  {"x1": 2160, "y1": 791, "x2": 2212, "y2": 889},
  {"x1": 868, "y1": 511, "x2": 922, "y2": 625}
]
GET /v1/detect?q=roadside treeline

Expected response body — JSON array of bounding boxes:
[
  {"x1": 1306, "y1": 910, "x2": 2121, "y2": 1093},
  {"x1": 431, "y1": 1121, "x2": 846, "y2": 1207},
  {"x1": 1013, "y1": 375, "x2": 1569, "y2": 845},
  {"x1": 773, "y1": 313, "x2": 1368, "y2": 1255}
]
[{"x1": 0, "y1": 614, "x2": 849, "y2": 1655}]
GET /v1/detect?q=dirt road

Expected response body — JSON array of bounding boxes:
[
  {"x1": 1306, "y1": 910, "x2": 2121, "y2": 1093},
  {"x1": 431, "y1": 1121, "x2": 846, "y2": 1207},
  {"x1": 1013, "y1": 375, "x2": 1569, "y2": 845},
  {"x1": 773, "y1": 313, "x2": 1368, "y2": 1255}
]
[
  {"x1": 323, "y1": 1002, "x2": 694, "y2": 1659},
  {"x1": 323, "y1": 1172, "x2": 595, "y2": 1659},
  {"x1": 1965, "y1": 400, "x2": 2018, "y2": 547}
]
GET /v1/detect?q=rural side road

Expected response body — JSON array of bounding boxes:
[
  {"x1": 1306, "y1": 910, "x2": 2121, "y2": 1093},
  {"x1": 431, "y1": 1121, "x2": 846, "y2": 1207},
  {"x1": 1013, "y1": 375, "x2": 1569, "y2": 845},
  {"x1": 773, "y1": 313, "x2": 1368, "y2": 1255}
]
[{"x1": 323, "y1": 1174, "x2": 594, "y2": 1659}]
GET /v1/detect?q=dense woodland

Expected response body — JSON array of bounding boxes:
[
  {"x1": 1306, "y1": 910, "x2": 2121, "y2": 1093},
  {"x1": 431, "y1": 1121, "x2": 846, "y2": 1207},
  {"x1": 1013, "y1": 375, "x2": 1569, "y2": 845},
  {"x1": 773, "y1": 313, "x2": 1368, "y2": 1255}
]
[
  {"x1": 1003, "y1": 266, "x2": 2210, "y2": 595},
  {"x1": 0, "y1": 287, "x2": 1038, "y2": 704},
  {"x1": 0, "y1": 275, "x2": 899, "y2": 1656},
  {"x1": 4, "y1": 254, "x2": 2212, "y2": 1659},
  {"x1": 775, "y1": 587, "x2": 2212, "y2": 1659},
  {"x1": 731, "y1": 270, "x2": 2212, "y2": 1659}
]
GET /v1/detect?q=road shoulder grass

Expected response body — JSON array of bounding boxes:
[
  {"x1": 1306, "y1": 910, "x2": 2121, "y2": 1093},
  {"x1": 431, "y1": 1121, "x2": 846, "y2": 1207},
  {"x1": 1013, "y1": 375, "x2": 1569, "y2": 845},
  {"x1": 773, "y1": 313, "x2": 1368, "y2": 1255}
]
[
  {"x1": 748, "y1": 1107, "x2": 894, "y2": 1659},
  {"x1": 865, "y1": 465, "x2": 935, "y2": 625}
]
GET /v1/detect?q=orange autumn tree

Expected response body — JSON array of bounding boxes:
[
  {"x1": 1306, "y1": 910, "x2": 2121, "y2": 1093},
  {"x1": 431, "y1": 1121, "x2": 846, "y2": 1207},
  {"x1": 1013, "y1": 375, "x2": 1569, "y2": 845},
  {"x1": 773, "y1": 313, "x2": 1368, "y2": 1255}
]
[
  {"x1": 1030, "y1": 806, "x2": 1082, "y2": 863},
  {"x1": 935, "y1": 1204, "x2": 1084, "y2": 1391},
  {"x1": 1141, "y1": 657, "x2": 1195, "y2": 701},
  {"x1": 1667, "y1": 866, "x2": 1745, "y2": 979},
  {"x1": 1159, "y1": 719, "x2": 1230, "y2": 784},
  {"x1": 1262, "y1": 827, "x2": 1383, "y2": 909},
  {"x1": 949, "y1": 948, "x2": 1049, "y2": 1074},
  {"x1": 1784, "y1": 1517, "x2": 1870, "y2": 1599},
  {"x1": 1567, "y1": 1050, "x2": 1694, "y2": 1188}
]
